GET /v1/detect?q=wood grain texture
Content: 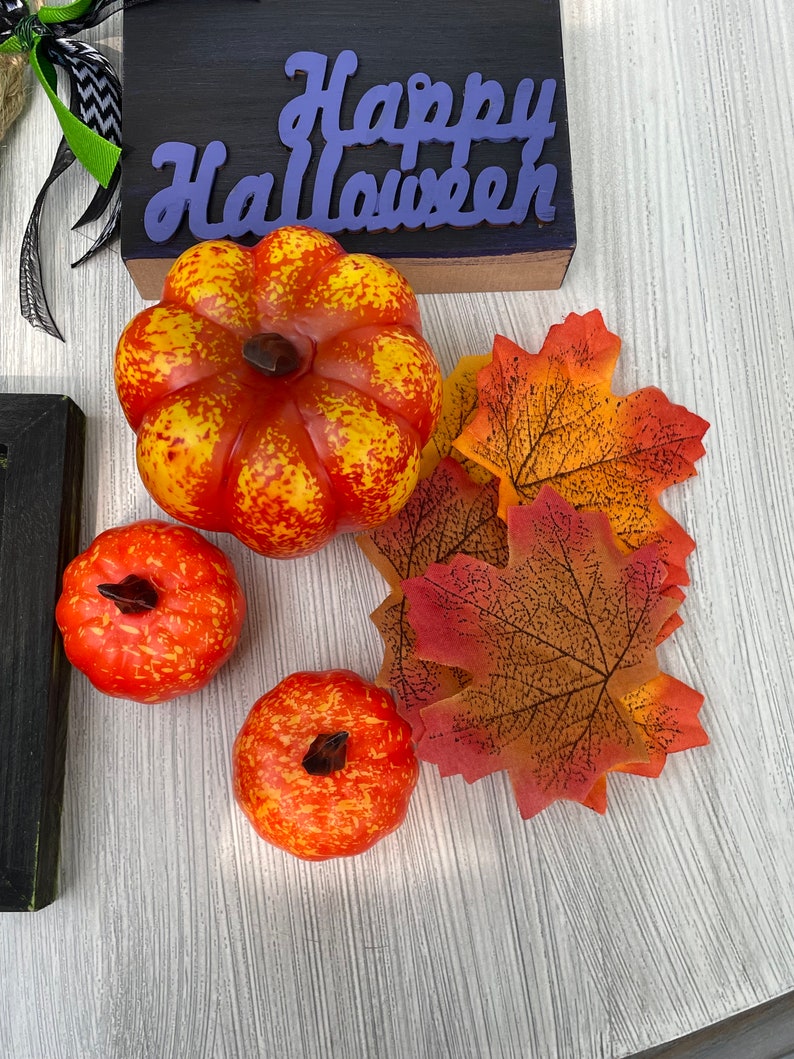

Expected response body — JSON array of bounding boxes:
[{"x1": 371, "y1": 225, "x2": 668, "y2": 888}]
[
  {"x1": 125, "y1": 246, "x2": 576, "y2": 302},
  {"x1": 0, "y1": 0, "x2": 792, "y2": 1055}
]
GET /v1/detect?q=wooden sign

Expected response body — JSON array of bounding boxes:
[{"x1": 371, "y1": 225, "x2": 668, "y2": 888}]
[
  {"x1": 0, "y1": 395, "x2": 85, "y2": 912},
  {"x1": 121, "y1": 0, "x2": 576, "y2": 300}
]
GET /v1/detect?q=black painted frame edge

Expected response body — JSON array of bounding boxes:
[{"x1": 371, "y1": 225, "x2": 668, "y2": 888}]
[{"x1": 0, "y1": 395, "x2": 85, "y2": 912}]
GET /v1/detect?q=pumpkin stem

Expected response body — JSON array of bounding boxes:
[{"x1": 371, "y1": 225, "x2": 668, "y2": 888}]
[
  {"x1": 302, "y1": 731, "x2": 350, "y2": 776},
  {"x1": 243, "y1": 332, "x2": 301, "y2": 377},
  {"x1": 97, "y1": 574, "x2": 159, "y2": 614}
]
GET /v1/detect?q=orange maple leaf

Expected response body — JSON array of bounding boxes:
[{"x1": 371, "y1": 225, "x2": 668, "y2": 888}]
[
  {"x1": 419, "y1": 352, "x2": 492, "y2": 482},
  {"x1": 358, "y1": 456, "x2": 508, "y2": 732},
  {"x1": 402, "y1": 486, "x2": 706, "y2": 818},
  {"x1": 454, "y1": 310, "x2": 709, "y2": 587}
]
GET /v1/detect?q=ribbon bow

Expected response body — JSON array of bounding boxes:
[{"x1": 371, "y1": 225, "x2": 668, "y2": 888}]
[{"x1": 0, "y1": 0, "x2": 125, "y2": 339}]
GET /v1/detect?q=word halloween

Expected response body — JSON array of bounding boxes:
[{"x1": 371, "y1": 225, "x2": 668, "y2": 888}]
[{"x1": 144, "y1": 50, "x2": 560, "y2": 243}]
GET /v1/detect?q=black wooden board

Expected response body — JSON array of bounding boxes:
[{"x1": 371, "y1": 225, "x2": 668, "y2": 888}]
[
  {"x1": 121, "y1": 0, "x2": 575, "y2": 298},
  {"x1": 0, "y1": 395, "x2": 85, "y2": 912}
]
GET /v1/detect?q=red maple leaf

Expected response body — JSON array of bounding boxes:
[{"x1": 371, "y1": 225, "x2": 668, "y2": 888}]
[{"x1": 402, "y1": 487, "x2": 706, "y2": 817}]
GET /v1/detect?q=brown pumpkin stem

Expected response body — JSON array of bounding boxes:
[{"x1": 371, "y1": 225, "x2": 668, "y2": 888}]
[
  {"x1": 97, "y1": 574, "x2": 159, "y2": 614},
  {"x1": 302, "y1": 731, "x2": 350, "y2": 776},
  {"x1": 243, "y1": 333, "x2": 301, "y2": 377}
]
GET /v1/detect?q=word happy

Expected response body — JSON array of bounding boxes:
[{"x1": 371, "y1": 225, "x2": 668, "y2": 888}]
[{"x1": 144, "y1": 50, "x2": 560, "y2": 243}]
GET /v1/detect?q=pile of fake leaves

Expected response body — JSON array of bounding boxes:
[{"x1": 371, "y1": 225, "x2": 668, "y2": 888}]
[{"x1": 358, "y1": 309, "x2": 710, "y2": 818}]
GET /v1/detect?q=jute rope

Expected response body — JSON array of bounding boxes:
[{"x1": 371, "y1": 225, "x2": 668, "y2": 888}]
[
  {"x1": 0, "y1": 0, "x2": 41, "y2": 142},
  {"x1": 0, "y1": 53, "x2": 28, "y2": 140}
]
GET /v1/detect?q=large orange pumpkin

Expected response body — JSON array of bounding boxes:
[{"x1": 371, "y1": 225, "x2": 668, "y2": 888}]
[{"x1": 115, "y1": 226, "x2": 442, "y2": 558}]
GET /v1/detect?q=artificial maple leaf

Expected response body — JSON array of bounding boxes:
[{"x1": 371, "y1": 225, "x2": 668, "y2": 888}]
[
  {"x1": 581, "y1": 777, "x2": 609, "y2": 814},
  {"x1": 402, "y1": 486, "x2": 695, "y2": 818},
  {"x1": 615, "y1": 673, "x2": 707, "y2": 777},
  {"x1": 419, "y1": 353, "x2": 492, "y2": 482},
  {"x1": 579, "y1": 674, "x2": 708, "y2": 813},
  {"x1": 454, "y1": 310, "x2": 709, "y2": 588},
  {"x1": 357, "y1": 456, "x2": 509, "y2": 731}
]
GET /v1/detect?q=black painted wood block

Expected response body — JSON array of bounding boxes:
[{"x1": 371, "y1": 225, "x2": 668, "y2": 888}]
[
  {"x1": 0, "y1": 395, "x2": 85, "y2": 912},
  {"x1": 121, "y1": 0, "x2": 576, "y2": 299}
]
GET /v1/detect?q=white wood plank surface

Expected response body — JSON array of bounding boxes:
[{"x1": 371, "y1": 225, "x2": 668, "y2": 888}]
[{"x1": 2, "y1": 1, "x2": 793, "y2": 1056}]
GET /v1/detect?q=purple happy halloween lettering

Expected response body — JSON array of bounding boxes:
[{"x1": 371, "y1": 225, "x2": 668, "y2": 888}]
[{"x1": 143, "y1": 50, "x2": 559, "y2": 244}]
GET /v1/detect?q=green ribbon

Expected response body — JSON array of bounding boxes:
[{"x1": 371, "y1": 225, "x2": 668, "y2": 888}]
[{"x1": 0, "y1": 0, "x2": 121, "y2": 187}]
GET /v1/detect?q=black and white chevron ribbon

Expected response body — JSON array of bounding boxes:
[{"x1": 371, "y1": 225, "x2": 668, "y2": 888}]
[
  {"x1": 4, "y1": 0, "x2": 261, "y2": 339},
  {"x1": 2, "y1": 0, "x2": 123, "y2": 338},
  {"x1": 0, "y1": 0, "x2": 26, "y2": 32}
]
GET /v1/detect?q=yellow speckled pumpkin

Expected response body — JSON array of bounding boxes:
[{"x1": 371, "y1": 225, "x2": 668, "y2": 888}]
[{"x1": 115, "y1": 226, "x2": 443, "y2": 558}]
